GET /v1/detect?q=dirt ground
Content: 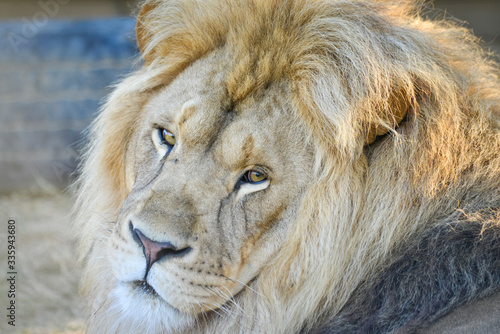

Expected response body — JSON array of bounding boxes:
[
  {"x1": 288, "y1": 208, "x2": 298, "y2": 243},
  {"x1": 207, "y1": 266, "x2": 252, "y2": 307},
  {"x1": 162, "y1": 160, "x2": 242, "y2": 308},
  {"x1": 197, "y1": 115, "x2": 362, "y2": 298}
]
[{"x1": 0, "y1": 191, "x2": 84, "y2": 334}]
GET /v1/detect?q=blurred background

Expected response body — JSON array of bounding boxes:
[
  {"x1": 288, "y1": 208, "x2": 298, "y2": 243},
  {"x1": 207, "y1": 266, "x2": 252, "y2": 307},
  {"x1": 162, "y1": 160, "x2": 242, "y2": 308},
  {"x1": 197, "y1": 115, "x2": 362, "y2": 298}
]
[{"x1": 0, "y1": 0, "x2": 498, "y2": 333}]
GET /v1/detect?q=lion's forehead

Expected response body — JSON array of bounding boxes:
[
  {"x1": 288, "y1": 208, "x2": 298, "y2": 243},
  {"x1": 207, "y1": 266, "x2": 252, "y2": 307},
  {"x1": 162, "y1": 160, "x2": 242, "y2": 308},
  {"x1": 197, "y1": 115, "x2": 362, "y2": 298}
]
[
  {"x1": 213, "y1": 108, "x2": 290, "y2": 171},
  {"x1": 147, "y1": 50, "x2": 297, "y2": 170},
  {"x1": 147, "y1": 56, "x2": 229, "y2": 147}
]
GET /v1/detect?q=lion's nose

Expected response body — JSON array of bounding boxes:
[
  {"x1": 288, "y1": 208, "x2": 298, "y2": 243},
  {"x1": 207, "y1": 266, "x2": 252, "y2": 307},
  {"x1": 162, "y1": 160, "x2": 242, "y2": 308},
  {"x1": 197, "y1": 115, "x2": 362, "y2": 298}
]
[{"x1": 132, "y1": 226, "x2": 192, "y2": 278}]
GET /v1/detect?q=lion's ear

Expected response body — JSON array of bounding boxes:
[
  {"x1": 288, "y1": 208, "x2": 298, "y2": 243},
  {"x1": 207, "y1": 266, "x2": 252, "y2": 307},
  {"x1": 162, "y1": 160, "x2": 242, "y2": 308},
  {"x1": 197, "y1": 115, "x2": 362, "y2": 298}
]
[
  {"x1": 364, "y1": 90, "x2": 410, "y2": 145},
  {"x1": 136, "y1": 2, "x2": 157, "y2": 64}
]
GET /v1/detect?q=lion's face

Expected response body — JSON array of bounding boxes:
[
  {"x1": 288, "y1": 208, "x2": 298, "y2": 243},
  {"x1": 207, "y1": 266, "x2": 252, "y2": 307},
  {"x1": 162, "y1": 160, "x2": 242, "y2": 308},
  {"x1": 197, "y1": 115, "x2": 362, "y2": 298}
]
[
  {"x1": 107, "y1": 50, "x2": 314, "y2": 324},
  {"x1": 76, "y1": 0, "x2": 500, "y2": 332}
]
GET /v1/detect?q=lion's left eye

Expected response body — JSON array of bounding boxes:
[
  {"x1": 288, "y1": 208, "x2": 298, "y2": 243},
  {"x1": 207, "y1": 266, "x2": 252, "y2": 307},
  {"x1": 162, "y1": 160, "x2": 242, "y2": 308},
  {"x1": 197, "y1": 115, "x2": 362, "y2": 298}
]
[
  {"x1": 240, "y1": 170, "x2": 268, "y2": 184},
  {"x1": 158, "y1": 128, "x2": 176, "y2": 147}
]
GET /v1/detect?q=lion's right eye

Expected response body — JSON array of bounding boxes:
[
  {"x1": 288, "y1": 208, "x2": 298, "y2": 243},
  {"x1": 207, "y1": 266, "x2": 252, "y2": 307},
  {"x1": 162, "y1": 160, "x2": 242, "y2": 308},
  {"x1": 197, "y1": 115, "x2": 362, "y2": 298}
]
[
  {"x1": 159, "y1": 128, "x2": 176, "y2": 147},
  {"x1": 152, "y1": 128, "x2": 176, "y2": 157}
]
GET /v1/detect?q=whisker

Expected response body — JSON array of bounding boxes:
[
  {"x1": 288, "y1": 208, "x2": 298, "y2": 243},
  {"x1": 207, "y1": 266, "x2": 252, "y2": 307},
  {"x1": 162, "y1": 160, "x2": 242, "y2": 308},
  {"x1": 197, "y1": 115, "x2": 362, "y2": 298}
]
[{"x1": 220, "y1": 274, "x2": 267, "y2": 300}]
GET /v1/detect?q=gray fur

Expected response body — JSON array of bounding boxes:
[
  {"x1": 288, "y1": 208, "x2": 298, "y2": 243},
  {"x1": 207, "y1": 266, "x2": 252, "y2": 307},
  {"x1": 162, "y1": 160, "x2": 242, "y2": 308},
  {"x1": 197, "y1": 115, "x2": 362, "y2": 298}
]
[{"x1": 308, "y1": 208, "x2": 500, "y2": 334}]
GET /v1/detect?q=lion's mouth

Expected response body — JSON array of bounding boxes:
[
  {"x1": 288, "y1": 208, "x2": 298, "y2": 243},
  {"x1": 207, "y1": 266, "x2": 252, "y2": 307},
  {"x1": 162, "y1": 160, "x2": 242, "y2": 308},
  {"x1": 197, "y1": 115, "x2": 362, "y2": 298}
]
[{"x1": 132, "y1": 280, "x2": 160, "y2": 297}]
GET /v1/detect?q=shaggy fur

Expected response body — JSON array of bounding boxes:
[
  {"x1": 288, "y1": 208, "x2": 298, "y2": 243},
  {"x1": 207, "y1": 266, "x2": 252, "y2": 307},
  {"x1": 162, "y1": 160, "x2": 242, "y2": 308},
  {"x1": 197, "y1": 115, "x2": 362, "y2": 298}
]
[{"x1": 74, "y1": 0, "x2": 500, "y2": 333}]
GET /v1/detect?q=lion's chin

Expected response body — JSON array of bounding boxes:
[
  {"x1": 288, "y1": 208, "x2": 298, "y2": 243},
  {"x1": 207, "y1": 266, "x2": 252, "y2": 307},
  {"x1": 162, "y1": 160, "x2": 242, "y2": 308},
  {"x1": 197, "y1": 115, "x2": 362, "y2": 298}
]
[{"x1": 111, "y1": 281, "x2": 196, "y2": 333}]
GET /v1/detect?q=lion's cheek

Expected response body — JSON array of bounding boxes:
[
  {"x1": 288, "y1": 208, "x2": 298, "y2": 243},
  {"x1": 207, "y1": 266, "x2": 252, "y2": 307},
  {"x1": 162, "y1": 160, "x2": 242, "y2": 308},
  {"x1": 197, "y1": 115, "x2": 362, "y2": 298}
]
[
  {"x1": 233, "y1": 201, "x2": 290, "y2": 281},
  {"x1": 235, "y1": 229, "x2": 285, "y2": 287}
]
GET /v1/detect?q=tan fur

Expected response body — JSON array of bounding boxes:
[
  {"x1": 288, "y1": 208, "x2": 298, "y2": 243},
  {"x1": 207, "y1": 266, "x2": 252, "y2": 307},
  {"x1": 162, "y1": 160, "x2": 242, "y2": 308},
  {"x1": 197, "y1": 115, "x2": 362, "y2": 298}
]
[{"x1": 74, "y1": 0, "x2": 500, "y2": 333}]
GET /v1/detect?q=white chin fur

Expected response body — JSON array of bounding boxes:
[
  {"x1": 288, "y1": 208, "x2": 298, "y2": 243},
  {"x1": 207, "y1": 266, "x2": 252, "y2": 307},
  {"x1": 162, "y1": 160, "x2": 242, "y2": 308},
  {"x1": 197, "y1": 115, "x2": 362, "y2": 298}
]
[{"x1": 112, "y1": 282, "x2": 195, "y2": 333}]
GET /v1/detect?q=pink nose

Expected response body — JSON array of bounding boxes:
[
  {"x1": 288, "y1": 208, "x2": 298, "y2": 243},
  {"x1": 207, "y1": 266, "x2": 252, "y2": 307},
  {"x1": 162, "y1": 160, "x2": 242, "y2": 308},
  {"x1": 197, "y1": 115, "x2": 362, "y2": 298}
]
[{"x1": 132, "y1": 227, "x2": 191, "y2": 278}]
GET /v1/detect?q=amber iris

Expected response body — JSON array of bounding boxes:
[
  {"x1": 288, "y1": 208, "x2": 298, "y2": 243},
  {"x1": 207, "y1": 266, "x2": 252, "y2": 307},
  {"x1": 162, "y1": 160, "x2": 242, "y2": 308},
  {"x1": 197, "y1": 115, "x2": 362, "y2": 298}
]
[
  {"x1": 159, "y1": 128, "x2": 176, "y2": 147},
  {"x1": 243, "y1": 170, "x2": 267, "y2": 184}
]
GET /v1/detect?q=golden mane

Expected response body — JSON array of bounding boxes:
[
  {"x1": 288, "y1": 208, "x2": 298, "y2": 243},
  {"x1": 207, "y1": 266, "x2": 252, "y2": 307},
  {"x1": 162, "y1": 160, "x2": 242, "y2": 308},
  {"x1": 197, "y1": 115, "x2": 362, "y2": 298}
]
[
  {"x1": 74, "y1": 0, "x2": 500, "y2": 332},
  {"x1": 135, "y1": 0, "x2": 500, "y2": 189}
]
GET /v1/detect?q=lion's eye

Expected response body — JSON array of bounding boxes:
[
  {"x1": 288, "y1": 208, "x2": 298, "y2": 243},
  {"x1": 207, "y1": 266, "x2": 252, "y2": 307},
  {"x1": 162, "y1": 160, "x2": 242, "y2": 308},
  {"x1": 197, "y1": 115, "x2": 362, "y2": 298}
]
[
  {"x1": 159, "y1": 128, "x2": 176, "y2": 147},
  {"x1": 241, "y1": 170, "x2": 267, "y2": 184}
]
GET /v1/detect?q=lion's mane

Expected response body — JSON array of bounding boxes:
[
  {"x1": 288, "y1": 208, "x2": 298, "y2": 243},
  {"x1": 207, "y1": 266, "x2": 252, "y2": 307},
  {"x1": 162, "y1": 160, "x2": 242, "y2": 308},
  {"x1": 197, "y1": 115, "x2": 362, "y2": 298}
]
[{"x1": 74, "y1": 0, "x2": 500, "y2": 333}]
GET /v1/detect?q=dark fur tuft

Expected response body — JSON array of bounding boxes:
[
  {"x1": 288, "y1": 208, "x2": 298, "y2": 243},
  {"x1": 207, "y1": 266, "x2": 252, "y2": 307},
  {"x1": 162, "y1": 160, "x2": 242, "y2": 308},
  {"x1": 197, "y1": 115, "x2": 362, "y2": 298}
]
[{"x1": 309, "y1": 208, "x2": 500, "y2": 333}]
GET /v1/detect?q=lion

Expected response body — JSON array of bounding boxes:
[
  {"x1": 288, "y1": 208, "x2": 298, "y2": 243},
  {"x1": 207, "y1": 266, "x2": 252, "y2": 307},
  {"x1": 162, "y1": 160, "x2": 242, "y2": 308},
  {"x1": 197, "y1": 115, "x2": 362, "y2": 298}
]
[{"x1": 73, "y1": 0, "x2": 500, "y2": 333}]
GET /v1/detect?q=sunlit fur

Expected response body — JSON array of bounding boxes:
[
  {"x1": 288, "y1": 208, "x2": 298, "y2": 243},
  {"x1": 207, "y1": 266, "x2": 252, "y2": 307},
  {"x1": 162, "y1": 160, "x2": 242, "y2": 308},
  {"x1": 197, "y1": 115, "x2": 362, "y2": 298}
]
[{"x1": 74, "y1": 0, "x2": 500, "y2": 333}]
